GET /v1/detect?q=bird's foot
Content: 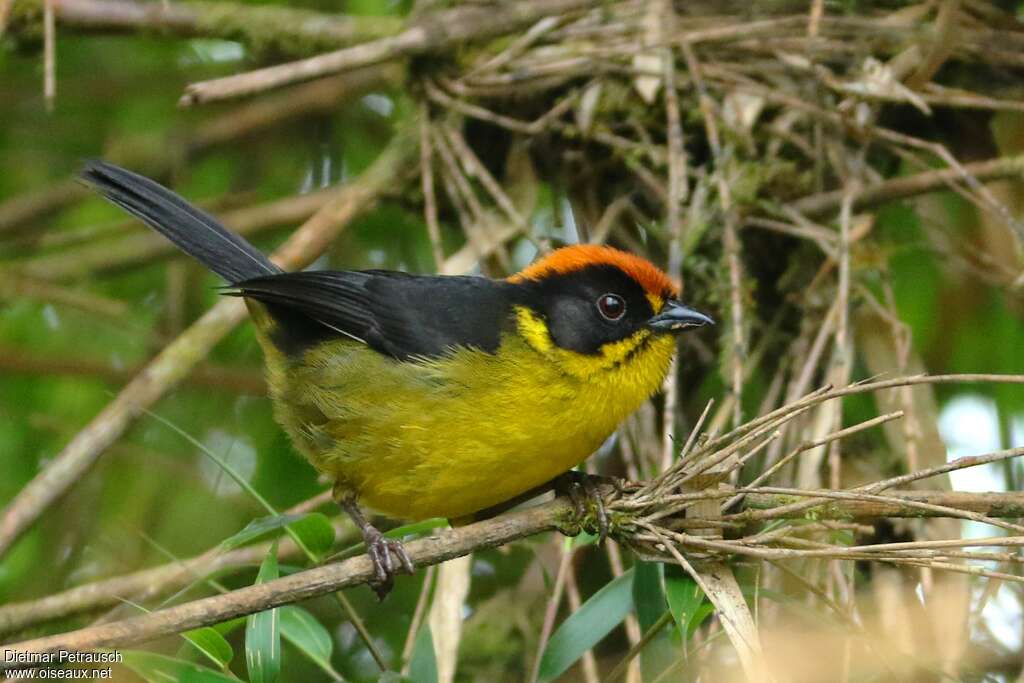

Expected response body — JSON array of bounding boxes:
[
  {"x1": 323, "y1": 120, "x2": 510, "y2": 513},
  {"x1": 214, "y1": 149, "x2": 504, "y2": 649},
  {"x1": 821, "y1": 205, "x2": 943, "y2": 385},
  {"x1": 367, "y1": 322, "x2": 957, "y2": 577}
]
[
  {"x1": 334, "y1": 485, "x2": 414, "y2": 600},
  {"x1": 362, "y1": 525, "x2": 415, "y2": 600},
  {"x1": 555, "y1": 472, "x2": 630, "y2": 544}
]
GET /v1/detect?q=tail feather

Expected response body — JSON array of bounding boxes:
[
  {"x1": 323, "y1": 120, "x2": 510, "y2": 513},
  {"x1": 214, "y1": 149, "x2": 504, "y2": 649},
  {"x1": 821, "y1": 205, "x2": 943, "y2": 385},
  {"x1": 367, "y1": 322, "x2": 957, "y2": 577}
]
[{"x1": 80, "y1": 160, "x2": 281, "y2": 284}]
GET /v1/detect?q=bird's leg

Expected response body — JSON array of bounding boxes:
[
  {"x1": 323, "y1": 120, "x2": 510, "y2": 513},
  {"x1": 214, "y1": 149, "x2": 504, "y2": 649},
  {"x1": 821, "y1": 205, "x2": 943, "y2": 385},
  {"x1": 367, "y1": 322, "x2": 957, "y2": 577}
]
[{"x1": 332, "y1": 484, "x2": 413, "y2": 600}]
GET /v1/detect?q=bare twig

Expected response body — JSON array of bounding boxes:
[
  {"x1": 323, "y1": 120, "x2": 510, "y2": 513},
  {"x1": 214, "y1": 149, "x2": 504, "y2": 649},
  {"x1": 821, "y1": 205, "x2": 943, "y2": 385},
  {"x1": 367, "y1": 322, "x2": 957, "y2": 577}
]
[
  {"x1": 180, "y1": 0, "x2": 596, "y2": 105},
  {"x1": 787, "y1": 155, "x2": 1024, "y2": 217}
]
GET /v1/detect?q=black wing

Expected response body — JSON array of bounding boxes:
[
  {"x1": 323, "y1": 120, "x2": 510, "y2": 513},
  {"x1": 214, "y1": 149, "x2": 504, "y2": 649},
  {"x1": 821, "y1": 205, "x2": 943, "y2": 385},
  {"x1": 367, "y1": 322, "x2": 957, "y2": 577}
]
[{"x1": 233, "y1": 270, "x2": 515, "y2": 360}]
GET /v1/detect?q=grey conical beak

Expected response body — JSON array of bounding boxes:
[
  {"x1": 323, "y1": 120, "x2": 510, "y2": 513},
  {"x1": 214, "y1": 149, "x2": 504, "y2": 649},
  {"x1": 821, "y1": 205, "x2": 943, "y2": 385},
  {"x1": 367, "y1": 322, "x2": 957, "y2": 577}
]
[{"x1": 646, "y1": 300, "x2": 715, "y2": 333}]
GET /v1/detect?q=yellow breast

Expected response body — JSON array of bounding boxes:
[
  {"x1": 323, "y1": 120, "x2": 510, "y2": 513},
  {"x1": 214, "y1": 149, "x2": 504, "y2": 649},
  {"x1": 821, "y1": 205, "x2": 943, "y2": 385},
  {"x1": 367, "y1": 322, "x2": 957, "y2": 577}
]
[{"x1": 256, "y1": 306, "x2": 676, "y2": 521}]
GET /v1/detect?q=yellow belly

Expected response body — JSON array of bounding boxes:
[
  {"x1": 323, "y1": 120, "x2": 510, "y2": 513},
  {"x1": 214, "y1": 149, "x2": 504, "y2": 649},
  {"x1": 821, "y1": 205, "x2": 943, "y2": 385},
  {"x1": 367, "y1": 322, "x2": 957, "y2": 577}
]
[{"x1": 256, "y1": 315, "x2": 675, "y2": 520}]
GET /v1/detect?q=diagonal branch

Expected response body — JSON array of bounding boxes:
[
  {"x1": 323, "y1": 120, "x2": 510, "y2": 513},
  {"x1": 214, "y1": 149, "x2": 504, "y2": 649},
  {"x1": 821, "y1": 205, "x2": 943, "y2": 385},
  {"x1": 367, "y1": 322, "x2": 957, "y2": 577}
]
[
  {"x1": 0, "y1": 124, "x2": 419, "y2": 561},
  {"x1": 9, "y1": 486, "x2": 1024, "y2": 666},
  {"x1": 787, "y1": 154, "x2": 1024, "y2": 217},
  {"x1": 180, "y1": 0, "x2": 597, "y2": 105},
  {"x1": 2, "y1": 498, "x2": 575, "y2": 665}
]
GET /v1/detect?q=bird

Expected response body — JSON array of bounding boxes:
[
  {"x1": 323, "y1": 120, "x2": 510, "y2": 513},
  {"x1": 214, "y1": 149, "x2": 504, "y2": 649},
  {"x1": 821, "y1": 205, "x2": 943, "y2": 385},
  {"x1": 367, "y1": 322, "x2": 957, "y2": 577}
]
[{"x1": 80, "y1": 160, "x2": 713, "y2": 597}]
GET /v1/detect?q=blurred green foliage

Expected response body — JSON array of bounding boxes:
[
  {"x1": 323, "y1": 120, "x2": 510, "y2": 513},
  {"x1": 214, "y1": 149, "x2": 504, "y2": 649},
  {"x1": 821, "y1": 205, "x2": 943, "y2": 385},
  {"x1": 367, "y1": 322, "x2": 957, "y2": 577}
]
[{"x1": 2, "y1": 1, "x2": 1024, "y2": 681}]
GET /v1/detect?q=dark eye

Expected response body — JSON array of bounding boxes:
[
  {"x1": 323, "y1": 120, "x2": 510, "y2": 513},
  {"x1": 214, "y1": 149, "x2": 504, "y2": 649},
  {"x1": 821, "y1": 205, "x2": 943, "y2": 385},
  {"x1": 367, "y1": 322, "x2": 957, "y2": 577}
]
[{"x1": 596, "y1": 293, "x2": 626, "y2": 321}]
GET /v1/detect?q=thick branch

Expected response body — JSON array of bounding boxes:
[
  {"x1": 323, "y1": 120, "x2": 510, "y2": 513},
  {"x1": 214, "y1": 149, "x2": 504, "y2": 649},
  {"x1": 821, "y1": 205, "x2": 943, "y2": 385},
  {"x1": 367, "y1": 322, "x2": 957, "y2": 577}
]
[
  {"x1": 8, "y1": 0, "x2": 400, "y2": 56},
  {"x1": 1, "y1": 499, "x2": 573, "y2": 665},
  {"x1": 7, "y1": 488, "x2": 1024, "y2": 661},
  {"x1": 0, "y1": 125, "x2": 419, "y2": 560}
]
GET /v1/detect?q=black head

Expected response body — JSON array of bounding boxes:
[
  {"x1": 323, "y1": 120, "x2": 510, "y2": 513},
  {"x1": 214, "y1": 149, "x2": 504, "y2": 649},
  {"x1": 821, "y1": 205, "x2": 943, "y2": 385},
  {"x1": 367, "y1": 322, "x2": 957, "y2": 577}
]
[{"x1": 509, "y1": 250, "x2": 712, "y2": 358}]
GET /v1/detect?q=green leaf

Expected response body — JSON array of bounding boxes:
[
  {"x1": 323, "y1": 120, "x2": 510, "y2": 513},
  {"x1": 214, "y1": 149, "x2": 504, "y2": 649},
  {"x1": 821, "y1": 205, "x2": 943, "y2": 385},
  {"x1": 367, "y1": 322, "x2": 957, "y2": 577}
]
[
  {"x1": 632, "y1": 561, "x2": 674, "y2": 678},
  {"x1": 182, "y1": 626, "x2": 234, "y2": 670},
  {"x1": 538, "y1": 568, "x2": 635, "y2": 682},
  {"x1": 219, "y1": 513, "x2": 306, "y2": 551},
  {"x1": 570, "y1": 530, "x2": 598, "y2": 549},
  {"x1": 246, "y1": 544, "x2": 281, "y2": 683},
  {"x1": 632, "y1": 561, "x2": 665, "y2": 631},
  {"x1": 286, "y1": 512, "x2": 335, "y2": 559},
  {"x1": 665, "y1": 572, "x2": 710, "y2": 639},
  {"x1": 409, "y1": 625, "x2": 438, "y2": 683},
  {"x1": 280, "y1": 606, "x2": 338, "y2": 677},
  {"x1": 121, "y1": 651, "x2": 238, "y2": 683}
]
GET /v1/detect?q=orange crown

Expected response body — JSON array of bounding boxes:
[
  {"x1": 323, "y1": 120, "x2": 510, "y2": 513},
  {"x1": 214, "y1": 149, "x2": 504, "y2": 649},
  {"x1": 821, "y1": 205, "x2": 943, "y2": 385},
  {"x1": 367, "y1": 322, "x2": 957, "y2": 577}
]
[{"x1": 509, "y1": 244, "x2": 679, "y2": 298}]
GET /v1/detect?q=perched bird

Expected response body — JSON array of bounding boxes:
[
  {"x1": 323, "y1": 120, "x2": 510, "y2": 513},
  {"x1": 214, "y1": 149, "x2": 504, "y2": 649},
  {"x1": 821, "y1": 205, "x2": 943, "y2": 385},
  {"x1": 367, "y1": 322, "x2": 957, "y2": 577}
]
[{"x1": 80, "y1": 161, "x2": 713, "y2": 596}]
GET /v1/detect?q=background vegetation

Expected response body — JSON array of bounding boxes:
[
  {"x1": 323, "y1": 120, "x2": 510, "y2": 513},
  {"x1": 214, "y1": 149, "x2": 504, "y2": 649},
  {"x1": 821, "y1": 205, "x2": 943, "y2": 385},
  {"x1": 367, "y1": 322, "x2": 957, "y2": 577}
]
[{"x1": 1, "y1": 0, "x2": 1024, "y2": 681}]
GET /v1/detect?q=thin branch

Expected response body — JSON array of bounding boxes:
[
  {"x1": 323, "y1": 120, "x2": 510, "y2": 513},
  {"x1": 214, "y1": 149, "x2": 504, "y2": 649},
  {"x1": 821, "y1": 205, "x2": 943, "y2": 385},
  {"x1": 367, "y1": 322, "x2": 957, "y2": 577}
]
[
  {"x1": 787, "y1": 155, "x2": 1024, "y2": 217},
  {"x1": 180, "y1": 0, "x2": 596, "y2": 105}
]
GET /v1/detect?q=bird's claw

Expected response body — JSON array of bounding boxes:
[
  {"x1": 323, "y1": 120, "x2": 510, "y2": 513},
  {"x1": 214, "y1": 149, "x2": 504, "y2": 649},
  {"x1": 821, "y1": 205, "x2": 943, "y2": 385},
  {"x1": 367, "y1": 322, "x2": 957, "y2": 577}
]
[
  {"x1": 363, "y1": 527, "x2": 414, "y2": 600},
  {"x1": 556, "y1": 472, "x2": 621, "y2": 544}
]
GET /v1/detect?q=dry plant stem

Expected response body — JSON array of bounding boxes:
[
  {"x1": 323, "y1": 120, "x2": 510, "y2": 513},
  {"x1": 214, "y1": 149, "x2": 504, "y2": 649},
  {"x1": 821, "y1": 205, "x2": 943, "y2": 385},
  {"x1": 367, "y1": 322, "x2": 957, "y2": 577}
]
[
  {"x1": 706, "y1": 374, "x2": 1024, "y2": 463},
  {"x1": 731, "y1": 444, "x2": 1024, "y2": 525},
  {"x1": 464, "y1": 15, "x2": 562, "y2": 78},
  {"x1": 660, "y1": 32, "x2": 687, "y2": 472},
  {"x1": 418, "y1": 108, "x2": 445, "y2": 271},
  {"x1": 180, "y1": 0, "x2": 596, "y2": 105},
  {"x1": 681, "y1": 38, "x2": 745, "y2": 427},
  {"x1": 2, "y1": 499, "x2": 574, "y2": 669},
  {"x1": 788, "y1": 155, "x2": 1024, "y2": 217},
  {"x1": 728, "y1": 483, "x2": 1024, "y2": 533},
  {"x1": 639, "y1": 523, "x2": 769, "y2": 683},
  {"x1": 0, "y1": 0, "x2": 11, "y2": 32},
  {"x1": 430, "y1": 125, "x2": 499, "y2": 268},
  {"x1": 443, "y1": 124, "x2": 531, "y2": 238},
  {"x1": 0, "y1": 127, "x2": 418, "y2": 561},
  {"x1": 723, "y1": 410, "x2": 905, "y2": 510},
  {"x1": 42, "y1": 0, "x2": 54, "y2": 108}
]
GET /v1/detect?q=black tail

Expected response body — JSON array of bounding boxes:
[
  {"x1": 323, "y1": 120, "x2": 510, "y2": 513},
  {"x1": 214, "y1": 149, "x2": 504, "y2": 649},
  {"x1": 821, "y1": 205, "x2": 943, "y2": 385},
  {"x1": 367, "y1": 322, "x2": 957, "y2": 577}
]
[{"x1": 80, "y1": 160, "x2": 281, "y2": 284}]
